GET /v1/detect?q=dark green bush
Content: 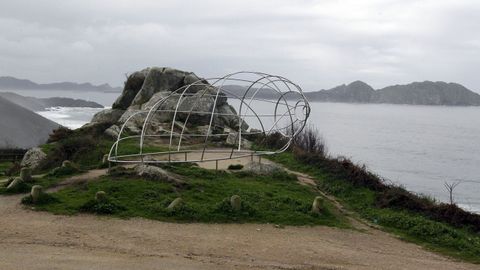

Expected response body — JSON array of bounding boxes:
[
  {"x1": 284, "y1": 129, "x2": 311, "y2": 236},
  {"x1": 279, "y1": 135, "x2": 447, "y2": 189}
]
[
  {"x1": 213, "y1": 198, "x2": 258, "y2": 218},
  {"x1": 21, "y1": 193, "x2": 58, "y2": 205},
  {"x1": 107, "y1": 166, "x2": 135, "y2": 177},
  {"x1": 47, "y1": 164, "x2": 80, "y2": 177},
  {"x1": 227, "y1": 164, "x2": 244, "y2": 170},
  {"x1": 2, "y1": 180, "x2": 29, "y2": 194},
  {"x1": 5, "y1": 162, "x2": 21, "y2": 176},
  {"x1": 80, "y1": 199, "x2": 126, "y2": 215},
  {"x1": 47, "y1": 127, "x2": 74, "y2": 143}
]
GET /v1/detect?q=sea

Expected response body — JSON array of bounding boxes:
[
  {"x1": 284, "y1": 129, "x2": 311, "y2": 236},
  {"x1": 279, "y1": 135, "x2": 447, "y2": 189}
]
[{"x1": 11, "y1": 90, "x2": 480, "y2": 213}]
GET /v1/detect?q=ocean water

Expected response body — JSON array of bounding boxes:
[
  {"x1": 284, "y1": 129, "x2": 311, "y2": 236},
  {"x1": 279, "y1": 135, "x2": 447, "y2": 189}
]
[
  {"x1": 12, "y1": 89, "x2": 116, "y2": 129},
  {"x1": 36, "y1": 107, "x2": 105, "y2": 129},
  {"x1": 309, "y1": 102, "x2": 480, "y2": 213},
  {"x1": 20, "y1": 89, "x2": 480, "y2": 213}
]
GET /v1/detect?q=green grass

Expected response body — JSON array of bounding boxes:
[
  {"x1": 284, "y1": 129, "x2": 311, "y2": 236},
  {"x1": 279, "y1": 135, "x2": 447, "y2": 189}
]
[
  {"x1": 269, "y1": 152, "x2": 480, "y2": 263},
  {"x1": 0, "y1": 170, "x2": 83, "y2": 195},
  {"x1": 32, "y1": 164, "x2": 349, "y2": 227},
  {"x1": 40, "y1": 136, "x2": 168, "y2": 171},
  {"x1": 114, "y1": 136, "x2": 168, "y2": 157},
  {"x1": 0, "y1": 161, "x2": 13, "y2": 178},
  {"x1": 40, "y1": 143, "x2": 57, "y2": 156}
]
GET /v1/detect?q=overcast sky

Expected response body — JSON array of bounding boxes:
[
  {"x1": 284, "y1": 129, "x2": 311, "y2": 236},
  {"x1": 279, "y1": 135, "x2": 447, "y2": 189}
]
[{"x1": 0, "y1": 0, "x2": 479, "y2": 92}]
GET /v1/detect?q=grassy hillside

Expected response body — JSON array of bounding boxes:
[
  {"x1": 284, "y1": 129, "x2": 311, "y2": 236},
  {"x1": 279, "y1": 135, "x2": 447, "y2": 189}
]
[
  {"x1": 28, "y1": 164, "x2": 349, "y2": 226},
  {"x1": 269, "y1": 152, "x2": 480, "y2": 263},
  {"x1": 2, "y1": 124, "x2": 479, "y2": 263}
]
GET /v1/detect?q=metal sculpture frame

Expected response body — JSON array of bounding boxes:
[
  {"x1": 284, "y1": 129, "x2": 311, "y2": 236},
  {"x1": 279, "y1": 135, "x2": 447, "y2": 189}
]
[{"x1": 108, "y1": 71, "x2": 310, "y2": 164}]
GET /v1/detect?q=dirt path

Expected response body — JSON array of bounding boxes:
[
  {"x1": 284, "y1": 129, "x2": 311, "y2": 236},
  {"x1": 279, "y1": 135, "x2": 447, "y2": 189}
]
[
  {"x1": 47, "y1": 168, "x2": 109, "y2": 192},
  {"x1": 0, "y1": 158, "x2": 477, "y2": 269},
  {"x1": 0, "y1": 194, "x2": 477, "y2": 270}
]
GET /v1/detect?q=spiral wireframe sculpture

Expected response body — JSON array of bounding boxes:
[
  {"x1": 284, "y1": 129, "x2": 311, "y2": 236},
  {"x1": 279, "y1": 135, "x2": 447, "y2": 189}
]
[{"x1": 108, "y1": 71, "x2": 310, "y2": 163}]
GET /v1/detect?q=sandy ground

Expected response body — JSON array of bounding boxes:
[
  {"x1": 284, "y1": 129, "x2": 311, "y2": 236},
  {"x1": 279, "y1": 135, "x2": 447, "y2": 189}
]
[
  {"x1": 1, "y1": 157, "x2": 478, "y2": 269},
  {"x1": 1, "y1": 194, "x2": 478, "y2": 270}
]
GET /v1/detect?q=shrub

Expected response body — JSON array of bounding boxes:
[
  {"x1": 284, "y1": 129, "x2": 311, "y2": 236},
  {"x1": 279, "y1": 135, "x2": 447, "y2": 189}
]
[
  {"x1": 80, "y1": 198, "x2": 125, "y2": 215},
  {"x1": 257, "y1": 132, "x2": 289, "y2": 150},
  {"x1": 47, "y1": 165, "x2": 80, "y2": 177},
  {"x1": 2, "y1": 179, "x2": 29, "y2": 194},
  {"x1": 213, "y1": 197, "x2": 258, "y2": 218},
  {"x1": 376, "y1": 185, "x2": 430, "y2": 211},
  {"x1": 5, "y1": 162, "x2": 21, "y2": 176},
  {"x1": 47, "y1": 127, "x2": 73, "y2": 143},
  {"x1": 293, "y1": 124, "x2": 327, "y2": 157},
  {"x1": 107, "y1": 166, "x2": 135, "y2": 177},
  {"x1": 164, "y1": 203, "x2": 198, "y2": 220},
  {"x1": 21, "y1": 193, "x2": 57, "y2": 205},
  {"x1": 42, "y1": 136, "x2": 97, "y2": 169},
  {"x1": 227, "y1": 164, "x2": 244, "y2": 170}
]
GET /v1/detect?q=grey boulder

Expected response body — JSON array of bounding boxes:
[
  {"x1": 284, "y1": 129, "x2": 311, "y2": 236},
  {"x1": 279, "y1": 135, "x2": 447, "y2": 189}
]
[
  {"x1": 21, "y1": 147, "x2": 47, "y2": 171},
  {"x1": 244, "y1": 162, "x2": 283, "y2": 175},
  {"x1": 104, "y1": 125, "x2": 121, "y2": 138},
  {"x1": 91, "y1": 109, "x2": 124, "y2": 124},
  {"x1": 134, "y1": 164, "x2": 185, "y2": 187}
]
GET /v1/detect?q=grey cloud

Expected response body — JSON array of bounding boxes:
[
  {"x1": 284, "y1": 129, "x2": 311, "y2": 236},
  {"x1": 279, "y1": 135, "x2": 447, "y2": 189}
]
[{"x1": 0, "y1": 0, "x2": 479, "y2": 92}]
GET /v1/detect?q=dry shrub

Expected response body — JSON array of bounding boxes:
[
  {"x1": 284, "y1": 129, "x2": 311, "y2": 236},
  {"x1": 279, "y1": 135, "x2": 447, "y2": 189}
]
[
  {"x1": 292, "y1": 124, "x2": 327, "y2": 157},
  {"x1": 47, "y1": 127, "x2": 73, "y2": 143},
  {"x1": 258, "y1": 132, "x2": 289, "y2": 150}
]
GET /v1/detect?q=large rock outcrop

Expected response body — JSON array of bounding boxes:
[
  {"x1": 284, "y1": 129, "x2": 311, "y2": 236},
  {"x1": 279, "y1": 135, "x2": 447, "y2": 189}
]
[{"x1": 90, "y1": 67, "x2": 248, "y2": 135}]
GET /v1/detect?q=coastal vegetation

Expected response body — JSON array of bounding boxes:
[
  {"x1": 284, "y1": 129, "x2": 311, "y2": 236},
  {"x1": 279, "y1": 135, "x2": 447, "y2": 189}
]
[
  {"x1": 267, "y1": 126, "x2": 480, "y2": 263},
  {"x1": 24, "y1": 164, "x2": 348, "y2": 226}
]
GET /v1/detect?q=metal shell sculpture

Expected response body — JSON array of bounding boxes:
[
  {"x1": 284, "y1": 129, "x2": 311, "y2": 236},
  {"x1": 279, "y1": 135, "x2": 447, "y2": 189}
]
[{"x1": 108, "y1": 71, "x2": 310, "y2": 163}]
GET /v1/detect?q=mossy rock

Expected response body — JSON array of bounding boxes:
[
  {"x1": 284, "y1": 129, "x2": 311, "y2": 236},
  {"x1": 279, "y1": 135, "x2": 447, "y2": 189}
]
[
  {"x1": 311, "y1": 196, "x2": 323, "y2": 214},
  {"x1": 20, "y1": 168, "x2": 32, "y2": 182},
  {"x1": 167, "y1": 197, "x2": 183, "y2": 210},
  {"x1": 6, "y1": 177, "x2": 29, "y2": 193},
  {"x1": 230, "y1": 195, "x2": 242, "y2": 211}
]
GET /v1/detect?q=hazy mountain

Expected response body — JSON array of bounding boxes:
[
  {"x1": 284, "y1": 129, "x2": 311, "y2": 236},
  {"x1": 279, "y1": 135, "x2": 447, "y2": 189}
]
[
  {"x1": 306, "y1": 81, "x2": 480, "y2": 106},
  {"x1": 306, "y1": 81, "x2": 375, "y2": 103},
  {"x1": 220, "y1": 85, "x2": 279, "y2": 99},
  {"x1": 221, "y1": 81, "x2": 480, "y2": 106},
  {"x1": 0, "y1": 92, "x2": 104, "y2": 111},
  {"x1": 0, "y1": 76, "x2": 122, "y2": 92},
  {"x1": 0, "y1": 96, "x2": 60, "y2": 149},
  {"x1": 372, "y1": 81, "x2": 480, "y2": 106}
]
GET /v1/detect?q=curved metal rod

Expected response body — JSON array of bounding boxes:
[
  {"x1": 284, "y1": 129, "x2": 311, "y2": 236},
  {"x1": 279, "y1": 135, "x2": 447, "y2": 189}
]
[{"x1": 110, "y1": 71, "x2": 310, "y2": 164}]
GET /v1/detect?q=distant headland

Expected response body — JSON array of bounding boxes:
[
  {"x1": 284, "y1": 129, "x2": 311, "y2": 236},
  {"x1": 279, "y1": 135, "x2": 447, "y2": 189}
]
[
  {"x1": 225, "y1": 80, "x2": 480, "y2": 106},
  {"x1": 0, "y1": 76, "x2": 122, "y2": 92}
]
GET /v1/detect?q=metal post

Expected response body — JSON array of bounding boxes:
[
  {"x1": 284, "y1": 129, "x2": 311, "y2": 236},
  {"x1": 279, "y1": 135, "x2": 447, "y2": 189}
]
[{"x1": 215, "y1": 160, "x2": 218, "y2": 171}]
